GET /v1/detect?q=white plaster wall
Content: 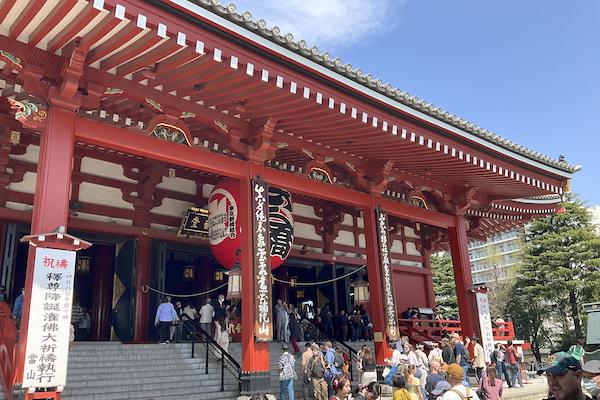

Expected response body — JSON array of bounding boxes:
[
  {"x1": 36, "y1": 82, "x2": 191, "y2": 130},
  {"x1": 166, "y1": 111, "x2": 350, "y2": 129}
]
[
  {"x1": 358, "y1": 233, "x2": 366, "y2": 249},
  {"x1": 8, "y1": 171, "x2": 36, "y2": 194},
  {"x1": 5, "y1": 201, "x2": 32, "y2": 212},
  {"x1": 405, "y1": 226, "x2": 420, "y2": 239},
  {"x1": 79, "y1": 182, "x2": 134, "y2": 209},
  {"x1": 152, "y1": 198, "x2": 194, "y2": 217},
  {"x1": 75, "y1": 212, "x2": 133, "y2": 226},
  {"x1": 294, "y1": 221, "x2": 321, "y2": 241},
  {"x1": 10, "y1": 145, "x2": 39, "y2": 163},
  {"x1": 341, "y1": 214, "x2": 353, "y2": 226},
  {"x1": 334, "y1": 230, "x2": 355, "y2": 247},
  {"x1": 156, "y1": 176, "x2": 196, "y2": 195},
  {"x1": 390, "y1": 239, "x2": 404, "y2": 254},
  {"x1": 406, "y1": 241, "x2": 421, "y2": 256},
  {"x1": 293, "y1": 203, "x2": 317, "y2": 219},
  {"x1": 356, "y1": 217, "x2": 364, "y2": 228},
  {"x1": 202, "y1": 183, "x2": 214, "y2": 199},
  {"x1": 80, "y1": 157, "x2": 136, "y2": 183}
]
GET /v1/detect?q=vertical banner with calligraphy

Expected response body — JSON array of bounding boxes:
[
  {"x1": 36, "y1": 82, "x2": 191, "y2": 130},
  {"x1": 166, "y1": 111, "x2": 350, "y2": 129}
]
[
  {"x1": 252, "y1": 179, "x2": 273, "y2": 342},
  {"x1": 476, "y1": 292, "x2": 495, "y2": 363},
  {"x1": 22, "y1": 247, "x2": 76, "y2": 388},
  {"x1": 375, "y1": 208, "x2": 399, "y2": 341}
]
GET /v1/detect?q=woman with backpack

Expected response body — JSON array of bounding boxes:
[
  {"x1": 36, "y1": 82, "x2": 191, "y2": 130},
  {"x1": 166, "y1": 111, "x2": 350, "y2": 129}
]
[
  {"x1": 478, "y1": 365, "x2": 503, "y2": 400},
  {"x1": 309, "y1": 343, "x2": 328, "y2": 400}
]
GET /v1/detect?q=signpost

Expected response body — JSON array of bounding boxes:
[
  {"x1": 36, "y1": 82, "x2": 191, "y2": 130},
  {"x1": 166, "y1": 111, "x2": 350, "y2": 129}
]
[{"x1": 476, "y1": 292, "x2": 495, "y2": 363}]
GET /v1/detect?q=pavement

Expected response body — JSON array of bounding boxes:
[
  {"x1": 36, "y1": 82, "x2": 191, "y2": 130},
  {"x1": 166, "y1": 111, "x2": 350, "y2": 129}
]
[{"x1": 503, "y1": 376, "x2": 549, "y2": 399}]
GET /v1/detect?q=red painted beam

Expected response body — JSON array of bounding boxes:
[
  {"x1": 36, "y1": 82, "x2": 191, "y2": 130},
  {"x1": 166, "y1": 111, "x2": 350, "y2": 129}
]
[
  {"x1": 377, "y1": 195, "x2": 455, "y2": 228},
  {"x1": 73, "y1": 117, "x2": 245, "y2": 178}
]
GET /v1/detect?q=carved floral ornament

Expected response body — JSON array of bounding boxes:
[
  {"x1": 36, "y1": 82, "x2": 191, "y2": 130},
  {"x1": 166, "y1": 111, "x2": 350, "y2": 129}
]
[
  {"x1": 308, "y1": 167, "x2": 333, "y2": 184},
  {"x1": 7, "y1": 98, "x2": 47, "y2": 129},
  {"x1": 149, "y1": 122, "x2": 191, "y2": 146},
  {"x1": 0, "y1": 50, "x2": 23, "y2": 70}
]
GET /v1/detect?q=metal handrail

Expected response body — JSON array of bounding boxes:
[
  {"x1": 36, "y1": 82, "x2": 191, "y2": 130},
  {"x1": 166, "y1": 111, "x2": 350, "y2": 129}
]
[
  {"x1": 303, "y1": 319, "x2": 358, "y2": 381},
  {"x1": 181, "y1": 318, "x2": 241, "y2": 393}
]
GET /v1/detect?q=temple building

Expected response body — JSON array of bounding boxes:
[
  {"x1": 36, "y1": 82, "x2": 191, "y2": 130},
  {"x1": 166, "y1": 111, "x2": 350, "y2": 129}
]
[{"x1": 0, "y1": 0, "x2": 578, "y2": 398}]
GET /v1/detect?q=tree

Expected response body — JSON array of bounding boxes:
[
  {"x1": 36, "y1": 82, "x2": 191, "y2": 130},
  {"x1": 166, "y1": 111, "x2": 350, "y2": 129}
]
[
  {"x1": 484, "y1": 242, "x2": 518, "y2": 319},
  {"x1": 431, "y1": 253, "x2": 458, "y2": 317},
  {"x1": 510, "y1": 197, "x2": 600, "y2": 353}
]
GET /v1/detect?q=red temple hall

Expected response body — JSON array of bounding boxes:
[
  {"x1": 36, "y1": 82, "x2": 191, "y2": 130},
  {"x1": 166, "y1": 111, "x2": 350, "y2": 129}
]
[{"x1": 0, "y1": 0, "x2": 577, "y2": 398}]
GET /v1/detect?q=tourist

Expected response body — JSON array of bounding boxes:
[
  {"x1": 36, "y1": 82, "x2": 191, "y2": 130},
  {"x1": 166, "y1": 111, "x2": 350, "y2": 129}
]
[
  {"x1": 215, "y1": 323, "x2": 229, "y2": 359},
  {"x1": 308, "y1": 343, "x2": 328, "y2": 400},
  {"x1": 428, "y1": 343, "x2": 443, "y2": 366},
  {"x1": 441, "y1": 338, "x2": 455, "y2": 365},
  {"x1": 171, "y1": 301, "x2": 184, "y2": 342},
  {"x1": 430, "y1": 381, "x2": 452, "y2": 400},
  {"x1": 302, "y1": 342, "x2": 315, "y2": 400},
  {"x1": 360, "y1": 347, "x2": 377, "y2": 385},
  {"x1": 154, "y1": 296, "x2": 178, "y2": 344},
  {"x1": 357, "y1": 344, "x2": 370, "y2": 383},
  {"x1": 71, "y1": 300, "x2": 85, "y2": 329},
  {"x1": 354, "y1": 384, "x2": 368, "y2": 400},
  {"x1": 361, "y1": 310, "x2": 373, "y2": 340},
  {"x1": 76, "y1": 306, "x2": 91, "y2": 340},
  {"x1": 183, "y1": 302, "x2": 198, "y2": 321},
  {"x1": 478, "y1": 366, "x2": 502, "y2": 400},
  {"x1": 425, "y1": 360, "x2": 446, "y2": 400},
  {"x1": 11, "y1": 287, "x2": 23, "y2": 328},
  {"x1": 569, "y1": 336, "x2": 586, "y2": 364},
  {"x1": 450, "y1": 333, "x2": 469, "y2": 386},
  {"x1": 392, "y1": 374, "x2": 413, "y2": 400},
  {"x1": 441, "y1": 363, "x2": 480, "y2": 400},
  {"x1": 321, "y1": 303, "x2": 334, "y2": 338},
  {"x1": 279, "y1": 343, "x2": 297, "y2": 400},
  {"x1": 494, "y1": 343, "x2": 511, "y2": 386},
  {"x1": 276, "y1": 299, "x2": 287, "y2": 342},
  {"x1": 505, "y1": 340, "x2": 521, "y2": 388},
  {"x1": 404, "y1": 364, "x2": 424, "y2": 400},
  {"x1": 386, "y1": 341, "x2": 403, "y2": 367},
  {"x1": 405, "y1": 343, "x2": 419, "y2": 367},
  {"x1": 416, "y1": 344, "x2": 429, "y2": 372},
  {"x1": 352, "y1": 310, "x2": 363, "y2": 341},
  {"x1": 337, "y1": 310, "x2": 350, "y2": 342},
  {"x1": 330, "y1": 375, "x2": 352, "y2": 400},
  {"x1": 582, "y1": 360, "x2": 600, "y2": 399},
  {"x1": 214, "y1": 294, "x2": 228, "y2": 342},
  {"x1": 199, "y1": 298, "x2": 214, "y2": 340},
  {"x1": 539, "y1": 352, "x2": 592, "y2": 400},
  {"x1": 289, "y1": 304, "x2": 302, "y2": 353},
  {"x1": 365, "y1": 382, "x2": 381, "y2": 400},
  {"x1": 324, "y1": 341, "x2": 342, "y2": 397},
  {"x1": 471, "y1": 337, "x2": 485, "y2": 382}
]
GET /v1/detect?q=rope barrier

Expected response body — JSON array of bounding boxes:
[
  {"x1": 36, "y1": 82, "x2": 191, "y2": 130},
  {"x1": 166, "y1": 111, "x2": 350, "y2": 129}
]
[
  {"x1": 141, "y1": 282, "x2": 228, "y2": 298},
  {"x1": 272, "y1": 265, "x2": 366, "y2": 286}
]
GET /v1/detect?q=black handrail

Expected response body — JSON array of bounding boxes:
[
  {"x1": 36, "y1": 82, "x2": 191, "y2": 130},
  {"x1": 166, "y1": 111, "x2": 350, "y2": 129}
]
[
  {"x1": 181, "y1": 318, "x2": 241, "y2": 393},
  {"x1": 303, "y1": 319, "x2": 358, "y2": 381}
]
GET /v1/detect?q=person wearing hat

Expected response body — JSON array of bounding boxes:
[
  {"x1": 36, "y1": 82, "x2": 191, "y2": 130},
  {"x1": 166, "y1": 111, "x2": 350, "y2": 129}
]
[
  {"x1": 582, "y1": 360, "x2": 600, "y2": 399},
  {"x1": 538, "y1": 352, "x2": 593, "y2": 400},
  {"x1": 431, "y1": 381, "x2": 452, "y2": 400},
  {"x1": 441, "y1": 363, "x2": 480, "y2": 400}
]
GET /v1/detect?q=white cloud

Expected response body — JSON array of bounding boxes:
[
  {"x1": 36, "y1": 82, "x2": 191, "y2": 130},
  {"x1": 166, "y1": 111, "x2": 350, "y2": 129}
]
[{"x1": 230, "y1": 0, "x2": 402, "y2": 50}]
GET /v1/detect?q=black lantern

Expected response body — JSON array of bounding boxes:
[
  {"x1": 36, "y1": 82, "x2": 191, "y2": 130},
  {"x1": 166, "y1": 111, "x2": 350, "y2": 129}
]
[{"x1": 76, "y1": 256, "x2": 91, "y2": 274}]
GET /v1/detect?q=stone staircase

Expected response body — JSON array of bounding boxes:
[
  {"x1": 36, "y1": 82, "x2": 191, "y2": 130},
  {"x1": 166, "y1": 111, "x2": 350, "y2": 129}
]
[{"x1": 62, "y1": 342, "x2": 239, "y2": 400}]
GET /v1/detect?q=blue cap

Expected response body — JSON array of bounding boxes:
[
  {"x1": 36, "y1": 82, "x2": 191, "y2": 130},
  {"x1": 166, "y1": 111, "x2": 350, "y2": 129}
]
[{"x1": 538, "y1": 352, "x2": 581, "y2": 375}]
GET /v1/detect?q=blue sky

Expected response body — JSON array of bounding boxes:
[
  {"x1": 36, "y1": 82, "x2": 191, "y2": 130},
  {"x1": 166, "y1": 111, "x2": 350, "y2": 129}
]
[{"x1": 233, "y1": 0, "x2": 600, "y2": 205}]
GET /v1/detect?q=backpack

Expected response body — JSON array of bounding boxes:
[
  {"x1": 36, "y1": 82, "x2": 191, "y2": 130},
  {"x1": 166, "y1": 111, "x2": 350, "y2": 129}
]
[
  {"x1": 490, "y1": 350, "x2": 498, "y2": 364},
  {"x1": 450, "y1": 387, "x2": 473, "y2": 400},
  {"x1": 383, "y1": 364, "x2": 399, "y2": 385},
  {"x1": 334, "y1": 351, "x2": 344, "y2": 369},
  {"x1": 310, "y1": 357, "x2": 325, "y2": 379}
]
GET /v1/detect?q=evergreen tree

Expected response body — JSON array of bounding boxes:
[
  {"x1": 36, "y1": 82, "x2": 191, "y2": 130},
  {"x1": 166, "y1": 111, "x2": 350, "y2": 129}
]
[
  {"x1": 431, "y1": 253, "x2": 458, "y2": 317},
  {"x1": 511, "y1": 197, "x2": 600, "y2": 347}
]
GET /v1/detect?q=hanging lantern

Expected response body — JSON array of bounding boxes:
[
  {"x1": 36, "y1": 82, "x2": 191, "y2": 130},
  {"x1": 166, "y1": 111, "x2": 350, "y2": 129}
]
[
  {"x1": 352, "y1": 275, "x2": 370, "y2": 305},
  {"x1": 182, "y1": 265, "x2": 196, "y2": 281},
  {"x1": 226, "y1": 266, "x2": 242, "y2": 300},
  {"x1": 208, "y1": 179, "x2": 294, "y2": 270},
  {"x1": 76, "y1": 256, "x2": 91, "y2": 274},
  {"x1": 289, "y1": 277, "x2": 297, "y2": 288},
  {"x1": 214, "y1": 270, "x2": 225, "y2": 282}
]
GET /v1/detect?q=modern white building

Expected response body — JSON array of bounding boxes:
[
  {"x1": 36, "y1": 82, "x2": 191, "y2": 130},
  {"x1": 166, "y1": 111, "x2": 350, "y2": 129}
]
[{"x1": 468, "y1": 229, "x2": 522, "y2": 285}]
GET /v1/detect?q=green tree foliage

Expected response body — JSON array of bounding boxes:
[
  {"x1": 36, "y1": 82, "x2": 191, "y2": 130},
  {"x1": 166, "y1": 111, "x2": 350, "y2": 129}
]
[
  {"x1": 431, "y1": 253, "x2": 458, "y2": 317},
  {"x1": 510, "y1": 197, "x2": 600, "y2": 357}
]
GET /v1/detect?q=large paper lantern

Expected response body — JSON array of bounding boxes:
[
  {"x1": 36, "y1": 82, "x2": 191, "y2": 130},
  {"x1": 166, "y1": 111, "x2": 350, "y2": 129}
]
[{"x1": 208, "y1": 179, "x2": 294, "y2": 269}]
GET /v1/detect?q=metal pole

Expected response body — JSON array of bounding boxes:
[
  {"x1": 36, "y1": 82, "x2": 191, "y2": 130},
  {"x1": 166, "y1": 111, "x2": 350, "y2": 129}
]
[
  {"x1": 205, "y1": 338, "x2": 209, "y2": 374},
  {"x1": 221, "y1": 351, "x2": 225, "y2": 391}
]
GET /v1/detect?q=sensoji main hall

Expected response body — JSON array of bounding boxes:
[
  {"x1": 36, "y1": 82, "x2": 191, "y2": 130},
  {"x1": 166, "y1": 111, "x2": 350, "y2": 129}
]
[{"x1": 0, "y1": 0, "x2": 577, "y2": 399}]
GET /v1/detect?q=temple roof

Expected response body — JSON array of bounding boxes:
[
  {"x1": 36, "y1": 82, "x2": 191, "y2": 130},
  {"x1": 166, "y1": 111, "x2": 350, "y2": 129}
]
[{"x1": 167, "y1": 0, "x2": 579, "y2": 174}]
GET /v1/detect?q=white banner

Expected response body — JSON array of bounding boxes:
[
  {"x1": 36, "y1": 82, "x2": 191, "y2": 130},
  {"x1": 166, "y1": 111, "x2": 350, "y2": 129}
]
[
  {"x1": 476, "y1": 292, "x2": 495, "y2": 363},
  {"x1": 22, "y1": 247, "x2": 76, "y2": 388}
]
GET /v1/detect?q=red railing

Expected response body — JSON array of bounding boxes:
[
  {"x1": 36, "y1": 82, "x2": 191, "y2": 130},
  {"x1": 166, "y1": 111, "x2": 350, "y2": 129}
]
[
  {"x1": 398, "y1": 318, "x2": 515, "y2": 342},
  {"x1": 0, "y1": 302, "x2": 19, "y2": 400}
]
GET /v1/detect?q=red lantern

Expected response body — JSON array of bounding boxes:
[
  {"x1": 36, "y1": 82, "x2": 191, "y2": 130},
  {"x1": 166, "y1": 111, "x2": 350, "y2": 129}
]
[{"x1": 208, "y1": 179, "x2": 294, "y2": 270}]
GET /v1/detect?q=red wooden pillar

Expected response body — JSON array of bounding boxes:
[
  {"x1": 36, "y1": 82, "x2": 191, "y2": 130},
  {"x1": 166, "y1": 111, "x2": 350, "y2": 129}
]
[
  {"x1": 17, "y1": 103, "x2": 76, "y2": 379},
  {"x1": 422, "y1": 253, "x2": 436, "y2": 309},
  {"x1": 363, "y1": 195, "x2": 390, "y2": 365},
  {"x1": 448, "y1": 215, "x2": 480, "y2": 338},
  {"x1": 240, "y1": 162, "x2": 270, "y2": 393},
  {"x1": 133, "y1": 235, "x2": 152, "y2": 342}
]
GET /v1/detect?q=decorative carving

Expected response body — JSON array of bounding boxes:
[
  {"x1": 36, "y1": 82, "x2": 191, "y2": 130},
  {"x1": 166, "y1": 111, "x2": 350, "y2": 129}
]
[
  {"x1": 277, "y1": 142, "x2": 289, "y2": 149},
  {"x1": 302, "y1": 148, "x2": 314, "y2": 159},
  {"x1": 104, "y1": 87, "x2": 124, "y2": 95},
  {"x1": 150, "y1": 123, "x2": 190, "y2": 145},
  {"x1": 145, "y1": 98, "x2": 163, "y2": 112},
  {"x1": 180, "y1": 111, "x2": 196, "y2": 119},
  {"x1": 9, "y1": 130, "x2": 20, "y2": 145},
  {"x1": 7, "y1": 98, "x2": 48, "y2": 129},
  {"x1": 410, "y1": 195, "x2": 428, "y2": 209},
  {"x1": 0, "y1": 50, "x2": 23, "y2": 69},
  {"x1": 213, "y1": 120, "x2": 229, "y2": 133},
  {"x1": 308, "y1": 167, "x2": 332, "y2": 184}
]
